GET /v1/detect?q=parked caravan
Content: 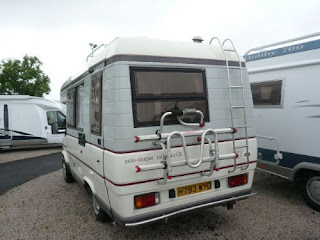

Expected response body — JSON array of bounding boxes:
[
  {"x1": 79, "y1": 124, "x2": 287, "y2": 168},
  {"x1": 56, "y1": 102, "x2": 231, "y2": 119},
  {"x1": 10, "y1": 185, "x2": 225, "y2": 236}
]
[
  {"x1": 60, "y1": 37, "x2": 257, "y2": 226},
  {"x1": 245, "y1": 33, "x2": 320, "y2": 211},
  {"x1": 0, "y1": 95, "x2": 66, "y2": 149}
]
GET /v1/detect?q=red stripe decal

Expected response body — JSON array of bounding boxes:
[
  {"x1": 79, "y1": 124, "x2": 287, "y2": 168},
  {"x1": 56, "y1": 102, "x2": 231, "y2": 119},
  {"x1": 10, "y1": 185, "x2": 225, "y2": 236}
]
[
  {"x1": 67, "y1": 150, "x2": 257, "y2": 187},
  {"x1": 65, "y1": 134, "x2": 256, "y2": 154}
]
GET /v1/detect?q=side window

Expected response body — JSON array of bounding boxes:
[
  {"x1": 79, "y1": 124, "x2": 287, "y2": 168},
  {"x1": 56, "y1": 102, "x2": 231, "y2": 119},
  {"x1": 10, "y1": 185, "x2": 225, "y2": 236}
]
[
  {"x1": 130, "y1": 67, "x2": 209, "y2": 127},
  {"x1": 47, "y1": 111, "x2": 66, "y2": 134},
  {"x1": 75, "y1": 85, "x2": 84, "y2": 129},
  {"x1": 67, "y1": 89, "x2": 75, "y2": 127},
  {"x1": 1, "y1": 104, "x2": 9, "y2": 136},
  {"x1": 90, "y1": 74, "x2": 102, "y2": 135},
  {"x1": 57, "y1": 111, "x2": 66, "y2": 130},
  {"x1": 4, "y1": 104, "x2": 8, "y2": 131},
  {"x1": 251, "y1": 80, "x2": 283, "y2": 106}
]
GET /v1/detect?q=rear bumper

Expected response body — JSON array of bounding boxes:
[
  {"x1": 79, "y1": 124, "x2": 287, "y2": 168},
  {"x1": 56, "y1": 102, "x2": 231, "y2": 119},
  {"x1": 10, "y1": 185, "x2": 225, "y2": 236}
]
[{"x1": 111, "y1": 189, "x2": 257, "y2": 226}]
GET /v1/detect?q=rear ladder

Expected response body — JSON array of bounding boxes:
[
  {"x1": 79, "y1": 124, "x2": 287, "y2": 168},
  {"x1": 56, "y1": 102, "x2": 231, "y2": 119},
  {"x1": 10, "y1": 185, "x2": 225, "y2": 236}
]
[{"x1": 210, "y1": 37, "x2": 250, "y2": 173}]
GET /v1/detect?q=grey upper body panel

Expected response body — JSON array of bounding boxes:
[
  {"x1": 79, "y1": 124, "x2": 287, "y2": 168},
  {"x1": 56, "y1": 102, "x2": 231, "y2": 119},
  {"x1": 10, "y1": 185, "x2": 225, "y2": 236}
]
[{"x1": 66, "y1": 60, "x2": 255, "y2": 152}]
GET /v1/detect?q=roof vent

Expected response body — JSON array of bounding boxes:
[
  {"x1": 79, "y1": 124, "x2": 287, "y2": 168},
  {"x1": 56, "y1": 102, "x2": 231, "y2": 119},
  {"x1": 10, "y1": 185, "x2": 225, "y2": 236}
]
[{"x1": 192, "y1": 36, "x2": 203, "y2": 43}]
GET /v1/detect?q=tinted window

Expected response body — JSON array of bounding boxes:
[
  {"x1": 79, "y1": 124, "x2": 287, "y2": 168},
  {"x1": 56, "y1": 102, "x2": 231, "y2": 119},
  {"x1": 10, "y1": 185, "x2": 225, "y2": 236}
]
[
  {"x1": 47, "y1": 111, "x2": 66, "y2": 134},
  {"x1": 57, "y1": 111, "x2": 66, "y2": 129},
  {"x1": 4, "y1": 104, "x2": 8, "y2": 131},
  {"x1": 136, "y1": 100, "x2": 208, "y2": 125},
  {"x1": 76, "y1": 85, "x2": 84, "y2": 129},
  {"x1": 131, "y1": 67, "x2": 209, "y2": 127},
  {"x1": 251, "y1": 80, "x2": 282, "y2": 106},
  {"x1": 67, "y1": 89, "x2": 75, "y2": 127},
  {"x1": 90, "y1": 74, "x2": 102, "y2": 135},
  {"x1": 134, "y1": 71, "x2": 205, "y2": 96}
]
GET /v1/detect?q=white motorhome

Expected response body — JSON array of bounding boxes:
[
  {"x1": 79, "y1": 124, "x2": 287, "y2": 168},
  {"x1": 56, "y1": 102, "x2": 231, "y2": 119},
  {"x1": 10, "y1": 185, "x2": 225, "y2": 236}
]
[
  {"x1": 245, "y1": 33, "x2": 320, "y2": 211},
  {"x1": 60, "y1": 37, "x2": 257, "y2": 226},
  {"x1": 0, "y1": 95, "x2": 66, "y2": 149}
]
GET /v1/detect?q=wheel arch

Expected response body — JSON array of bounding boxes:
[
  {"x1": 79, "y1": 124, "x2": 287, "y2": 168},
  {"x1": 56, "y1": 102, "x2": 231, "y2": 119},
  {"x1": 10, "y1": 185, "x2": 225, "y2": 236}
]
[
  {"x1": 62, "y1": 149, "x2": 71, "y2": 164},
  {"x1": 83, "y1": 176, "x2": 96, "y2": 195},
  {"x1": 290, "y1": 162, "x2": 320, "y2": 182}
]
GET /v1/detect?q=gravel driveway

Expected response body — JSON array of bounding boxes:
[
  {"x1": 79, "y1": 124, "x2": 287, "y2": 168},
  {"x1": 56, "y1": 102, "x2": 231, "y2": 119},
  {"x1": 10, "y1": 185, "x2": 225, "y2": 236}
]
[
  {"x1": 0, "y1": 170, "x2": 319, "y2": 240},
  {"x1": 0, "y1": 152, "x2": 61, "y2": 195}
]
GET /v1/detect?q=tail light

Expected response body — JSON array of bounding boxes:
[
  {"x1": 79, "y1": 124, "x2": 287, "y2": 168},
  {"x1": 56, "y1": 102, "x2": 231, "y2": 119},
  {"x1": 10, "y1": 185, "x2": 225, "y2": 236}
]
[
  {"x1": 228, "y1": 174, "x2": 248, "y2": 188},
  {"x1": 134, "y1": 192, "x2": 160, "y2": 209}
]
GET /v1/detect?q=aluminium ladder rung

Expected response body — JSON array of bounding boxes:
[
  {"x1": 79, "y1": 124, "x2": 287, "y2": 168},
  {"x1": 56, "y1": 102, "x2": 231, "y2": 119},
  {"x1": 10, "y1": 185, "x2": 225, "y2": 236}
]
[
  {"x1": 224, "y1": 49, "x2": 236, "y2": 52},
  {"x1": 230, "y1": 85, "x2": 244, "y2": 89},
  {"x1": 235, "y1": 145, "x2": 248, "y2": 149},
  {"x1": 234, "y1": 125, "x2": 247, "y2": 128},
  {"x1": 232, "y1": 105, "x2": 245, "y2": 109}
]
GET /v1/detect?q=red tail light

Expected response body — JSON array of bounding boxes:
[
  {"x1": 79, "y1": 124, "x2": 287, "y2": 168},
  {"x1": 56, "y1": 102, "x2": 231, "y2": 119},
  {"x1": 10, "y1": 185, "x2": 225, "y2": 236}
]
[
  {"x1": 134, "y1": 192, "x2": 160, "y2": 209},
  {"x1": 228, "y1": 174, "x2": 248, "y2": 188}
]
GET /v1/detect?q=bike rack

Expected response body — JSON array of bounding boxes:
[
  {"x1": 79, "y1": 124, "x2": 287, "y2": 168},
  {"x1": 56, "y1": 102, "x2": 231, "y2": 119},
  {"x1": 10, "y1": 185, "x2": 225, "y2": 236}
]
[{"x1": 134, "y1": 109, "x2": 238, "y2": 184}]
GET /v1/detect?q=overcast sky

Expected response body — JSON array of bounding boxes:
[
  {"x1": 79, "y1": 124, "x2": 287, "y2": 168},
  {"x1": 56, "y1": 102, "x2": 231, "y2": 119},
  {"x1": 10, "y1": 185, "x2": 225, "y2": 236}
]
[{"x1": 1, "y1": 0, "x2": 319, "y2": 101}]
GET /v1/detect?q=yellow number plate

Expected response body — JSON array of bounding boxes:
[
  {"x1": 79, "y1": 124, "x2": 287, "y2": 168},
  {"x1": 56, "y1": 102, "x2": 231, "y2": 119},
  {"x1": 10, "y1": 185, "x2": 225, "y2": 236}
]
[{"x1": 177, "y1": 181, "x2": 212, "y2": 197}]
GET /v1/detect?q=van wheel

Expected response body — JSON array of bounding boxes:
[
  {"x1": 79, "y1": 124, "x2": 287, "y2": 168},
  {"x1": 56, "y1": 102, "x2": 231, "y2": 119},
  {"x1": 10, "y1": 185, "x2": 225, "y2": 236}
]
[
  {"x1": 92, "y1": 194, "x2": 109, "y2": 222},
  {"x1": 62, "y1": 159, "x2": 73, "y2": 183},
  {"x1": 302, "y1": 173, "x2": 320, "y2": 211}
]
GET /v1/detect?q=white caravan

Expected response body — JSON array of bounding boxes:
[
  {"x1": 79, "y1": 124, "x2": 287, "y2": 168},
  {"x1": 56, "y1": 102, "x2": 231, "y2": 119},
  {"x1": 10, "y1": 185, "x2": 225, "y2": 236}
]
[
  {"x1": 61, "y1": 37, "x2": 257, "y2": 226},
  {"x1": 245, "y1": 33, "x2": 320, "y2": 211},
  {"x1": 0, "y1": 95, "x2": 66, "y2": 149}
]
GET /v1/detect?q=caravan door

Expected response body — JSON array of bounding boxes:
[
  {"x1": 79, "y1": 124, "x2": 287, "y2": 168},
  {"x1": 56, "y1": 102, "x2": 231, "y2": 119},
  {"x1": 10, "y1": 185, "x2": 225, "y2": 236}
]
[{"x1": 0, "y1": 103, "x2": 12, "y2": 146}]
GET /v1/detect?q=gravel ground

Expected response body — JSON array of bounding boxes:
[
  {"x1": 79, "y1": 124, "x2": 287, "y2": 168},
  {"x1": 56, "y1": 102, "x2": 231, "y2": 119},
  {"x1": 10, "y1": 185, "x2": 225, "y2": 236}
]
[
  {"x1": 0, "y1": 170, "x2": 319, "y2": 240},
  {"x1": 0, "y1": 146, "x2": 61, "y2": 164},
  {"x1": 0, "y1": 152, "x2": 61, "y2": 195}
]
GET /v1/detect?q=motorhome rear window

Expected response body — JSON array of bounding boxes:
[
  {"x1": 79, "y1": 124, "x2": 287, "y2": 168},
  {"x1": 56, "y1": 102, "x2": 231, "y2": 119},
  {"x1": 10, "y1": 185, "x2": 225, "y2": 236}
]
[
  {"x1": 130, "y1": 67, "x2": 209, "y2": 127},
  {"x1": 134, "y1": 71, "x2": 205, "y2": 96},
  {"x1": 251, "y1": 80, "x2": 282, "y2": 106}
]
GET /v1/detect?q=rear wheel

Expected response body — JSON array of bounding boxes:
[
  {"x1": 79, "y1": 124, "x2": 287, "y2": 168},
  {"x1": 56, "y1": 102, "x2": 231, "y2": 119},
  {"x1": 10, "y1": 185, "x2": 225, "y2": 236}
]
[
  {"x1": 92, "y1": 194, "x2": 109, "y2": 222},
  {"x1": 302, "y1": 173, "x2": 320, "y2": 211},
  {"x1": 62, "y1": 157, "x2": 73, "y2": 183}
]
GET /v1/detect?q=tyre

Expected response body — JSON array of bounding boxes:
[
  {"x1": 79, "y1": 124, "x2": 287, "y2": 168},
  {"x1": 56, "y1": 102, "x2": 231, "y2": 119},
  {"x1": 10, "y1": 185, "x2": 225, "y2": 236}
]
[
  {"x1": 92, "y1": 194, "x2": 109, "y2": 222},
  {"x1": 62, "y1": 158, "x2": 73, "y2": 183},
  {"x1": 301, "y1": 172, "x2": 320, "y2": 211}
]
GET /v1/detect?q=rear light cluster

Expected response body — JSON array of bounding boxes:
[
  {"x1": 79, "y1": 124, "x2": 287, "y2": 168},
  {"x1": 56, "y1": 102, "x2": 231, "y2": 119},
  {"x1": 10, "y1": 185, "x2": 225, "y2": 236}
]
[
  {"x1": 134, "y1": 192, "x2": 160, "y2": 209},
  {"x1": 228, "y1": 174, "x2": 248, "y2": 188}
]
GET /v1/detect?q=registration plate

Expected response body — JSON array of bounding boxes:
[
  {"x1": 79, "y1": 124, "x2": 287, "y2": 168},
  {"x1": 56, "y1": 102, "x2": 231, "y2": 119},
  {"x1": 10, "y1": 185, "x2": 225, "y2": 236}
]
[{"x1": 177, "y1": 181, "x2": 212, "y2": 197}]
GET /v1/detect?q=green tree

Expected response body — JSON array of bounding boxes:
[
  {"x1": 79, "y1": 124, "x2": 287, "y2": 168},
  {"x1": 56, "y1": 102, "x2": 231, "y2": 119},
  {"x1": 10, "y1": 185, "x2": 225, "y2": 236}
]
[{"x1": 0, "y1": 55, "x2": 50, "y2": 97}]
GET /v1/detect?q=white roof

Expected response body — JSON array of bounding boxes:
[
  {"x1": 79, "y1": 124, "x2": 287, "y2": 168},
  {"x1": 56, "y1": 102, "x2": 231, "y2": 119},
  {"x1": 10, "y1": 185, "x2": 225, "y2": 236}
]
[
  {"x1": 0, "y1": 95, "x2": 42, "y2": 100},
  {"x1": 87, "y1": 37, "x2": 243, "y2": 67},
  {"x1": 61, "y1": 37, "x2": 244, "y2": 91},
  {"x1": 0, "y1": 95, "x2": 64, "y2": 111}
]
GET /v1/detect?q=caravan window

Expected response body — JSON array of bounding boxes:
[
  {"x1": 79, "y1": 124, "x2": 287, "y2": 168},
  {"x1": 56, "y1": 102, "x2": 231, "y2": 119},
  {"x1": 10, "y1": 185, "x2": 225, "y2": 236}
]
[
  {"x1": 130, "y1": 67, "x2": 209, "y2": 127},
  {"x1": 75, "y1": 85, "x2": 84, "y2": 129},
  {"x1": 90, "y1": 74, "x2": 102, "y2": 135},
  {"x1": 251, "y1": 80, "x2": 283, "y2": 106},
  {"x1": 67, "y1": 89, "x2": 75, "y2": 127}
]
